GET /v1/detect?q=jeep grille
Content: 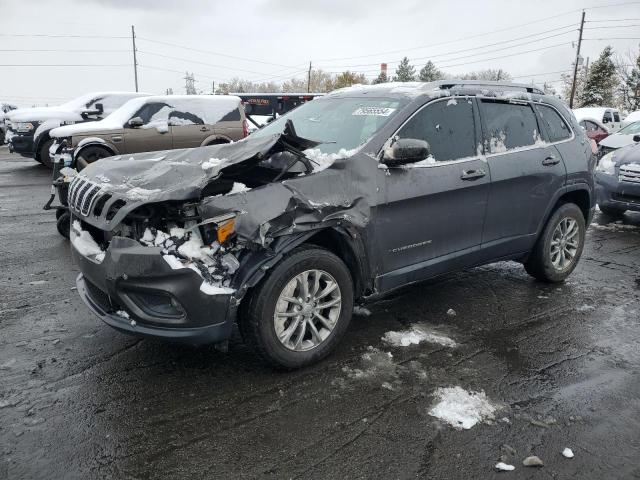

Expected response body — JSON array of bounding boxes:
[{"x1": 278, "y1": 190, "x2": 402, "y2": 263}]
[{"x1": 69, "y1": 176, "x2": 103, "y2": 216}]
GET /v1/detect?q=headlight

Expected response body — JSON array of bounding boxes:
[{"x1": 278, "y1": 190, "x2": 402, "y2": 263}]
[
  {"x1": 596, "y1": 152, "x2": 616, "y2": 175},
  {"x1": 199, "y1": 213, "x2": 237, "y2": 245},
  {"x1": 13, "y1": 122, "x2": 35, "y2": 133}
]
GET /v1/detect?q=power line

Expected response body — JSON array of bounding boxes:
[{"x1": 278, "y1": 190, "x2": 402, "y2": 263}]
[
  {"x1": 586, "y1": 18, "x2": 640, "y2": 22},
  {"x1": 137, "y1": 50, "x2": 282, "y2": 76},
  {"x1": 316, "y1": 25, "x2": 577, "y2": 69},
  {"x1": 136, "y1": 36, "x2": 296, "y2": 69},
  {"x1": 583, "y1": 36, "x2": 640, "y2": 40},
  {"x1": 583, "y1": 24, "x2": 640, "y2": 29},
  {"x1": 0, "y1": 49, "x2": 129, "y2": 53},
  {"x1": 0, "y1": 63, "x2": 130, "y2": 67},
  {"x1": 0, "y1": 33, "x2": 128, "y2": 39},
  {"x1": 437, "y1": 42, "x2": 572, "y2": 69}
]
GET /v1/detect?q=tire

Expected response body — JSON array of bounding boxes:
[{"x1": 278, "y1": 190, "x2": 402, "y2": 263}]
[
  {"x1": 56, "y1": 211, "x2": 71, "y2": 239},
  {"x1": 205, "y1": 138, "x2": 229, "y2": 146},
  {"x1": 238, "y1": 245, "x2": 354, "y2": 369},
  {"x1": 598, "y1": 204, "x2": 626, "y2": 218},
  {"x1": 55, "y1": 209, "x2": 65, "y2": 220},
  {"x1": 76, "y1": 146, "x2": 111, "y2": 171},
  {"x1": 524, "y1": 203, "x2": 586, "y2": 283},
  {"x1": 39, "y1": 139, "x2": 54, "y2": 168}
]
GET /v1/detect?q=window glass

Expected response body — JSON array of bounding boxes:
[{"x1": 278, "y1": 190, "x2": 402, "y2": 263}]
[
  {"x1": 481, "y1": 101, "x2": 540, "y2": 153},
  {"x1": 613, "y1": 112, "x2": 620, "y2": 122},
  {"x1": 396, "y1": 98, "x2": 476, "y2": 161},
  {"x1": 603, "y1": 111, "x2": 613, "y2": 123},
  {"x1": 130, "y1": 102, "x2": 174, "y2": 126},
  {"x1": 618, "y1": 122, "x2": 640, "y2": 135},
  {"x1": 168, "y1": 110, "x2": 205, "y2": 126},
  {"x1": 586, "y1": 121, "x2": 599, "y2": 132},
  {"x1": 535, "y1": 104, "x2": 572, "y2": 142}
]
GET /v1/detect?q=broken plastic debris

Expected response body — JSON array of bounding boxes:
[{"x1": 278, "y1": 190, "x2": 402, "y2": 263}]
[{"x1": 495, "y1": 462, "x2": 515, "y2": 471}]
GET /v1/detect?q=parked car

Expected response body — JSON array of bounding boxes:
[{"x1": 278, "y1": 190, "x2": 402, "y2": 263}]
[
  {"x1": 577, "y1": 117, "x2": 609, "y2": 145},
  {"x1": 597, "y1": 121, "x2": 640, "y2": 157},
  {"x1": 6, "y1": 92, "x2": 149, "y2": 167},
  {"x1": 573, "y1": 107, "x2": 623, "y2": 133},
  {"x1": 595, "y1": 142, "x2": 640, "y2": 217},
  {"x1": 47, "y1": 95, "x2": 248, "y2": 237},
  {"x1": 66, "y1": 81, "x2": 595, "y2": 369},
  {"x1": 0, "y1": 101, "x2": 18, "y2": 144},
  {"x1": 621, "y1": 110, "x2": 640, "y2": 127}
]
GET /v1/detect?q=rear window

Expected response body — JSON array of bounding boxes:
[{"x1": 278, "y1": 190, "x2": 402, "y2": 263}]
[
  {"x1": 481, "y1": 101, "x2": 540, "y2": 153},
  {"x1": 535, "y1": 104, "x2": 572, "y2": 142},
  {"x1": 613, "y1": 112, "x2": 620, "y2": 122}
]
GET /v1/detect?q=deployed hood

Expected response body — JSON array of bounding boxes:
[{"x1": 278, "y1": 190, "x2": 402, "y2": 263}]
[
  {"x1": 600, "y1": 133, "x2": 637, "y2": 149},
  {"x1": 8, "y1": 106, "x2": 81, "y2": 123}
]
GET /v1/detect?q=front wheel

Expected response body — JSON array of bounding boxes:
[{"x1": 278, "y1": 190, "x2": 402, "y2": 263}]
[
  {"x1": 39, "y1": 139, "x2": 55, "y2": 168},
  {"x1": 524, "y1": 203, "x2": 586, "y2": 283},
  {"x1": 76, "y1": 146, "x2": 111, "y2": 170},
  {"x1": 239, "y1": 246, "x2": 354, "y2": 369},
  {"x1": 56, "y1": 211, "x2": 71, "y2": 239}
]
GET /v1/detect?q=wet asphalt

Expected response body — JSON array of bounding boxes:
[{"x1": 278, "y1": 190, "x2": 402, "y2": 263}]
[{"x1": 0, "y1": 147, "x2": 639, "y2": 480}]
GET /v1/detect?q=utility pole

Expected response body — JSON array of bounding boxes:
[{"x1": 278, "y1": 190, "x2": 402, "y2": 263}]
[
  {"x1": 212, "y1": 81, "x2": 215, "y2": 95},
  {"x1": 307, "y1": 61, "x2": 312, "y2": 93},
  {"x1": 569, "y1": 11, "x2": 586, "y2": 108},
  {"x1": 131, "y1": 25, "x2": 139, "y2": 92}
]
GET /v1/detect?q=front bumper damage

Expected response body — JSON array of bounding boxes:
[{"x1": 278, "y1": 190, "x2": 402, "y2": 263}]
[
  {"x1": 72, "y1": 232, "x2": 236, "y2": 344},
  {"x1": 595, "y1": 172, "x2": 640, "y2": 212}
]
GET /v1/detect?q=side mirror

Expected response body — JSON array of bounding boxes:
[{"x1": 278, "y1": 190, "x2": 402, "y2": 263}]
[
  {"x1": 633, "y1": 134, "x2": 640, "y2": 143},
  {"x1": 382, "y1": 138, "x2": 430, "y2": 167},
  {"x1": 128, "y1": 117, "x2": 144, "y2": 128}
]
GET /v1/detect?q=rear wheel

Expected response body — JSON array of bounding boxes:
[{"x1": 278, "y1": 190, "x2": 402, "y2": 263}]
[
  {"x1": 76, "y1": 146, "x2": 111, "y2": 170},
  {"x1": 524, "y1": 203, "x2": 586, "y2": 283},
  {"x1": 598, "y1": 204, "x2": 626, "y2": 218},
  {"x1": 56, "y1": 211, "x2": 71, "y2": 239},
  {"x1": 39, "y1": 139, "x2": 54, "y2": 168},
  {"x1": 239, "y1": 246, "x2": 354, "y2": 369}
]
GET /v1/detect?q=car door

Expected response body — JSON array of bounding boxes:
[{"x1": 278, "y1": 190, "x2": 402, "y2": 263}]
[
  {"x1": 374, "y1": 97, "x2": 490, "y2": 291},
  {"x1": 123, "y1": 101, "x2": 173, "y2": 153},
  {"x1": 169, "y1": 100, "x2": 210, "y2": 149},
  {"x1": 479, "y1": 99, "x2": 566, "y2": 256}
]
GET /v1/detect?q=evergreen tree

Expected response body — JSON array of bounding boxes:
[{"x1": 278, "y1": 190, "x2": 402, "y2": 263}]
[
  {"x1": 579, "y1": 46, "x2": 617, "y2": 106},
  {"x1": 331, "y1": 71, "x2": 368, "y2": 90},
  {"x1": 418, "y1": 61, "x2": 443, "y2": 82},
  {"x1": 394, "y1": 57, "x2": 416, "y2": 82},
  {"x1": 624, "y1": 52, "x2": 640, "y2": 110},
  {"x1": 373, "y1": 71, "x2": 388, "y2": 84}
]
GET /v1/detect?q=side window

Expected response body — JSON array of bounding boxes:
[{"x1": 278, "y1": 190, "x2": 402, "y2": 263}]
[
  {"x1": 130, "y1": 102, "x2": 173, "y2": 126},
  {"x1": 481, "y1": 101, "x2": 540, "y2": 153},
  {"x1": 535, "y1": 104, "x2": 572, "y2": 142},
  {"x1": 396, "y1": 98, "x2": 476, "y2": 162},
  {"x1": 613, "y1": 111, "x2": 620, "y2": 123},
  {"x1": 603, "y1": 111, "x2": 613, "y2": 124},
  {"x1": 586, "y1": 121, "x2": 598, "y2": 132},
  {"x1": 168, "y1": 110, "x2": 205, "y2": 126},
  {"x1": 220, "y1": 108, "x2": 241, "y2": 122}
]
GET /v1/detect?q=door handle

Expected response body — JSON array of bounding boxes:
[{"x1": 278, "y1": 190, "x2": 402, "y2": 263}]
[
  {"x1": 200, "y1": 126, "x2": 210, "y2": 132},
  {"x1": 542, "y1": 155, "x2": 560, "y2": 166},
  {"x1": 111, "y1": 136, "x2": 122, "y2": 142},
  {"x1": 461, "y1": 169, "x2": 486, "y2": 180}
]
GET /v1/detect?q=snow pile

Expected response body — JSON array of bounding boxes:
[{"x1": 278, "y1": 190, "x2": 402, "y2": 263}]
[
  {"x1": 228, "y1": 182, "x2": 250, "y2": 194},
  {"x1": 202, "y1": 157, "x2": 225, "y2": 170},
  {"x1": 353, "y1": 306, "x2": 371, "y2": 316},
  {"x1": 71, "y1": 220, "x2": 105, "y2": 262},
  {"x1": 342, "y1": 347, "x2": 399, "y2": 381},
  {"x1": 428, "y1": 386, "x2": 498, "y2": 429},
  {"x1": 382, "y1": 325, "x2": 457, "y2": 348},
  {"x1": 141, "y1": 225, "x2": 237, "y2": 296},
  {"x1": 590, "y1": 222, "x2": 638, "y2": 232},
  {"x1": 495, "y1": 462, "x2": 515, "y2": 471},
  {"x1": 303, "y1": 146, "x2": 360, "y2": 172}
]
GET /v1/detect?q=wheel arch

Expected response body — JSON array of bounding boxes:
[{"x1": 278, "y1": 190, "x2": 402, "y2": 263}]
[
  {"x1": 536, "y1": 184, "x2": 593, "y2": 236},
  {"x1": 201, "y1": 134, "x2": 232, "y2": 146},
  {"x1": 74, "y1": 141, "x2": 118, "y2": 162}
]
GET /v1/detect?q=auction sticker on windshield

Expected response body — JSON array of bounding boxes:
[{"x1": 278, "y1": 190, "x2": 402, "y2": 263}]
[{"x1": 352, "y1": 106, "x2": 396, "y2": 116}]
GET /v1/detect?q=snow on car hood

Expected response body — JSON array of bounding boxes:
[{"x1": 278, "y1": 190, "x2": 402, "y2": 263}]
[
  {"x1": 50, "y1": 118, "x2": 122, "y2": 138},
  {"x1": 600, "y1": 133, "x2": 637, "y2": 149},
  {"x1": 8, "y1": 106, "x2": 82, "y2": 123},
  {"x1": 610, "y1": 142, "x2": 640, "y2": 166}
]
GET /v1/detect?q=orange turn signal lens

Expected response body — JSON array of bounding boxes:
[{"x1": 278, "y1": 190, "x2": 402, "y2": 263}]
[{"x1": 216, "y1": 218, "x2": 236, "y2": 244}]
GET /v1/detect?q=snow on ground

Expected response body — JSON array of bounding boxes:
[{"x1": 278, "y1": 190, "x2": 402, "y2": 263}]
[
  {"x1": 353, "y1": 306, "x2": 371, "y2": 316},
  {"x1": 590, "y1": 222, "x2": 638, "y2": 232},
  {"x1": 495, "y1": 462, "x2": 515, "y2": 471},
  {"x1": 428, "y1": 386, "x2": 498, "y2": 430},
  {"x1": 383, "y1": 325, "x2": 457, "y2": 348}
]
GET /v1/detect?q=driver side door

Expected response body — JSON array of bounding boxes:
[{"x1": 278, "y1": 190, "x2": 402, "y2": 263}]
[{"x1": 374, "y1": 97, "x2": 490, "y2": 292}]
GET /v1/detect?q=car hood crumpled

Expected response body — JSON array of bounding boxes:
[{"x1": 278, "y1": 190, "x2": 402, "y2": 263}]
[
  {"x1": 600, "y1": 134, "x2": 636, "y2": 149},
  {"x1": 612, "y1": 143, "x2": 640, "y2": 167}
]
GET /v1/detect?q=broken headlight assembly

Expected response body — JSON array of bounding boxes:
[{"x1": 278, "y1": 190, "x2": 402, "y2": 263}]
[
  {"x1": 199, "y1": 212, "x2": 237, "y2": 246},
  {"x1": 12, "y1": 122, "x2": 35, "y2": 133}
]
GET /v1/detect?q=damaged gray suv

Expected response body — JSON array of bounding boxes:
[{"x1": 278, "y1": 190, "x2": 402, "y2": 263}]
[{"x1": 68, "y1": 81, "x2": 595, "y2": 369}]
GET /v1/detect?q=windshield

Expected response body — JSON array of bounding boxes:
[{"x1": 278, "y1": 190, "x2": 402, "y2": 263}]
[
  {"x1": 250, "y1": 97, "x2": 408, "y2": 154},
  {"x1": 618, "y1": 121, "x2": 640, "y2": 135},
  {"x1": 58, "y1": 93, "x2": 105, "y2": 112}
]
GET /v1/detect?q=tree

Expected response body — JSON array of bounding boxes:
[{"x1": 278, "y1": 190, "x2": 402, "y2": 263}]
[
  {"x1": 615, "y1": 49, "x2": 640, "y2": 111},
  {"x1": 418, "y1": 61, "x2": 443, "y2": 82},
  {"x1": 394, "y1": 57, "x2": 415, "y2": 82},
  {"x1": 373, "y1": 71, "x2": 388, "y2": 84},
  {"x1": 579, "y1": 46, "x2": 618, "y2": 106},
  {"x1": 327, "y1": 71, "x2": 367, "y2": 90},
  {"x1": 542, "y1": 82, "x2": 557, "y2": 97},
  {"x1": 459, "y1": 69, "x2": 512, "y2": 81},
  {"x1": 560, "y1": 69, "x2": 586, "y2": 105}
]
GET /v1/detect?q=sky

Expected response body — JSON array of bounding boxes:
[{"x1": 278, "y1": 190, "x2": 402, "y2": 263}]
[{"x1": 1, "y1": 0, "x2": 639, "y2": 106}]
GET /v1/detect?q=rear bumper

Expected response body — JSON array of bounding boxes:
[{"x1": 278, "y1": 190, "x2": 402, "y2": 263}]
[
  {"x1": 595, "y1": 172, "x2": 640, "y2": 212},
  {"x1": 72, "y1": 233, "x2": 236, "y2": 345}
]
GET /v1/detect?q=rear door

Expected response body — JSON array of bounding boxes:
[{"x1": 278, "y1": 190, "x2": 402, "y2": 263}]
[
  {"x1": 123, "y1": 101, "x2": 173, "y2": 153},
  {"x1": 374, "y1": 97, "x2": 490, "y2": 290},
  {"x1": 169, "y1": 99, "x2": 210, "y2": 149},
  {"x1": 213, "y1": 107, "x2": 244, "y2": 141},
  {"x1": 479, "y1": 99, "x2": 566, "y2": 255}
]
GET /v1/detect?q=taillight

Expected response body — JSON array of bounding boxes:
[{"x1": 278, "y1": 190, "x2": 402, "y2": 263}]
[{"x1": 242, "y1": 119, "x2": 249, "y2": 138}]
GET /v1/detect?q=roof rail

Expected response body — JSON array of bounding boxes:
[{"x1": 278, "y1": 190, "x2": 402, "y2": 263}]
[{"x1": 434, "y1": 80, "x2": 544, "y2": 95}]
